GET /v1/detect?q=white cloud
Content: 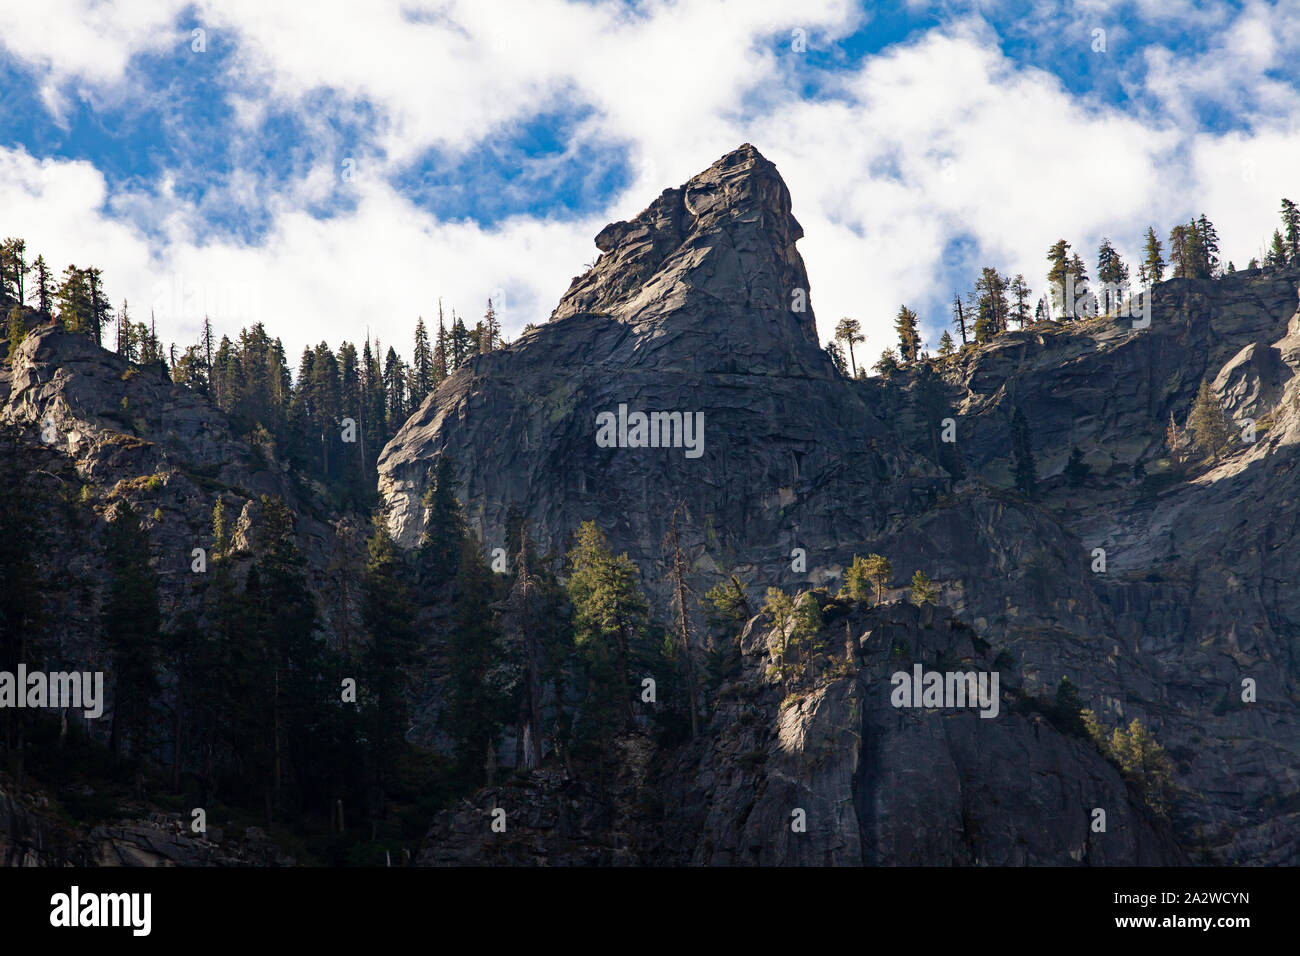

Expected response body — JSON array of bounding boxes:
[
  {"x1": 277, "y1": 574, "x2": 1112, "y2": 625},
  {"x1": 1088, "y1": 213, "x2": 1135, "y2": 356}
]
[{"x1": 2, "y1": 1, "x2": 1299, "y2": 369}]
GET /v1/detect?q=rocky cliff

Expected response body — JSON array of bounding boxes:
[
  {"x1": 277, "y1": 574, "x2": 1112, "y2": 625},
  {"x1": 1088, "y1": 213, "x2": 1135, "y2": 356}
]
[{"x1": 383, "y1": 144, "x2": 1300, "y2": 865}]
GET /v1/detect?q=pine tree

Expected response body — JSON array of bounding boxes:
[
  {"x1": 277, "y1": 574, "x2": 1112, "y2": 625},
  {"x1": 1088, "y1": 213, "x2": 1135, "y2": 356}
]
[
  {"x1": 419, "y1": 456, "x2": 466, "y2": 587},
  {"x1": 55, "y1": 265, "x2": 90, "y2": 333},
  {"x1": 115, "y1": 300, "x2": 132, "y2": 358},
  {"x1": 762, "y1": 587, "x2": 795, "y2": 687},
  {"x1": 1, "y1": 238, "x2": 26, "y2": 304},
  {"x1": 103, "y1": 500, "x2": 162, "y2": 767},
  {"x1": 5, "y1": 308, "x2": 24, "y2": 363},
  {"x1": 909, "y1": 570, "x2": 937, "y2": 606},
  {"x1": 85, "y1": 266, "x2": 110, "y2": 346},
  {"x1": 1110, "y1": 718, "x2": 1177, "y2": 814},
  {"x1": 973, "y1": 268, "x2": 1009, "y2": 341},
  {"x1": 863, "y1": 553, "x2": 892, "y2": 603},
  {"x1": 1140, "y1": 226, "x2": 1165, "y2": 285},
  {"x1": 360, "y1": 515, "x2": 419, "y2": 816},
  {"x1": 1011, "y1": 405, "x2": 1037, "y2": 497},
  {"x1": 250, "y1": 495, "x2": 322, "y2": 821},
  {"x1": 937, "y1": 329, "x2": 955, "y2": 356},
  {"x1": 825, "y1": 340, "x2": 848, "y2": 375},
  {"x1": 433, "y1": 300, "x2": 449, "y2": 384},
  {"x1": 844, "y1": 554, "x2": 874, "y2": 603},
  {"x1": 481, "y1": 299, "x2": 500, "y2": 354},
  {"x1": 1046, "y1": 239, "x2": 1071, "y2": 317},
  {"x1": 450, "y1": 314, "x2": 470, "y2": 370},
  {"x1": 566, "y1": 521, "x2": 648, "y2": 741},
  {"x1": 1266, "y1": 230, "x2": 1288, "y2": 269},
  {"x1": 872, "y1": 348, "x2": 900, "y2": 377},
  {"x1": 444, "y1": 529, "x2": 512, "y2": 784},
  {"x1": 1096, "y1": 238, "x2": 1129, "y2": 314},
  {"x1": 834, "y1": 317, "x2": 864, "y2": 377},
  {"x1": 1064, "y1": 446, "x2": 1089, "y2": 486},
  {"x1": 1188, "y1": 380, "x2": 1232, "y2": 460},
  {"x1": 382, "y1": 347, "x2": 405, "y2": 428},
  {"x1": 29, "y1": 254, "x2": 52, "y2": 315},
  {"x1": 499, "y1": 522, "x2": 565, "y2": 769},
  {"x1": 412, "y1": 316, "x2": 433, "y2": 406},
  {"x1": 0, "y1": 424, "x2": 43, "y2": 754},
  {"x1": 1281, "y1": 198, "x2": 1300, "y2": 260},
  {"x1": 663, "y1": 506, "x2": 700, "y2": 737},
  {"x1": 894, "y1": 305, "x2": 920, "y2": 362},
  {"x1": 1195, "y1": 214, "x2": 1220, "y2": 277},
  {"x1": 1009, "y1": 274, "x2": 1032, "y2": 328},
  {"x1": 951, "y1": 294, "x2": 968, "y2": 345},
  {"x1": 1168, "y1": 223, "x2": 1191, "y2": 278}
]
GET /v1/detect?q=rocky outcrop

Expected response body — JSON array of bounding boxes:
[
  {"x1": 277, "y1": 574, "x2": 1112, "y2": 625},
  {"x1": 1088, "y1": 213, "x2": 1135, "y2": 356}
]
[
  {"x1": 386, "y1": 144, "x2": 1300, "y2": 864},
  {"x1": 0, "y1": 329, "x2": 367, "y2": 756},
  {"x1": 378, "y1": 145, "x2": 942, "y2": 598},
  {"x1": 420, "y1": 599, "x2": 1182, "y2": 865}
]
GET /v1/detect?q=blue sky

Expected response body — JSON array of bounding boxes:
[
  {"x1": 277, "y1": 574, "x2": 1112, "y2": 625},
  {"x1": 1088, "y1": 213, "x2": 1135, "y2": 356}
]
[{"x1": 1, "y1": 0, "x2": 1298, "y2": 367}]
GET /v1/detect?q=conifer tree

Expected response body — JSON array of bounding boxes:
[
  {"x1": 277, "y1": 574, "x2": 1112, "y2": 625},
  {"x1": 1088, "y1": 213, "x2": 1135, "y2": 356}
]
[
  {"x1": 909, "y1": 570, "x2": 937, "y2": 605},
  {"x1": 834, "y1": 317, "x2": 864, "y2": 377},
  {"x1": 444, "y1": 530, "x2": 511, "y2": 784},
  {"x1": 1140, "y1": 226, "x2": 1165, "y2": 285},
  {"x1": 56, "y1": 265, "x2": 89, "y2": 333},
  {"x1": 450, "y1": 314, "x2": 470, "y2": 370},
  {"x1": 481, "y1": 299, "x2": 500, "y2": 354},
  {"x1": 412, "y1": 316, "x2": 432, "y2": 407},
  {"x1": 433, "y1": 300, "x2": 449, "y2": 384},
  {"x1": 937, "y1": 329, "x2": 955, "y2": 356},
  {"x1": 894, "y1": 305, "x2": 920, "y2": 363},
  {"x1": 762, "y1": 587, "x2": 794, "y2": 687},
  {"x1": 1195, "y1": 214, "x2": 1220, "y2": 276},
  {"x1": 1046, "y1": 239, "x2": 1071, "y2": 317},
  {"x1": 825, "y1": 340, "x2": 848, "y2": 375},
  {"x1": 5, "y1": 308, "x2": 24, "y2": 362},
  {"x1": 873, "y1": 348, "x2": 900, "y2": 377},
  {"x1": 29, "y1": 254, "x2": 52, "y2": 315},
  {"x1": 663, "y1": 506, "x2": 700, "y2": 737},
  {"x1": 973, "y1": 268, "x2": 1009, "y2": 341},
  {"x1": 360, "y1": 515, "x2": 419, "y2": 817},
  {"x1": 0, "y1": 238, "x2": 26, "y2": 304},
  {"x1": 1188, "y1": 380, "x2": 1232, "y2": 460},
  {"x1": 1096, "y1": 238, "x2": 1129, "y2": 314},
  {"x1": 566, "y1": 521, "x2": 648, "y2": 740},
  {"x1": 1266, "y1": 230, "x2": 1288, "y2": 269},
  {"x1": 863, "y1": 553, "x2": 892, "y2": 603},
  {"x1": 85, "y1": 266, "x2": 110, "y2": 346},
  {"x1": 0, "y1": 424, "x2": 42, "y2": 754},
  {"x1": 1064, "y1": 446, "x2": 1089, "y2": 486},
  {"x1": 419, "y1": 456, "x2": 466, "y2": 587},
  {"x1": 103, "y1": 500, "x2": 162, "y2": 766},
  {"x1": 499, "y1": 523, "x2": 565, "y2": 768},
  {"x1": 844, "y1": 554, "x2": 874, "y2": 603},
  {"x1": 1009, "y1": 274, "x2": 1032, "y2": 328},
  {"x1": 250, "y1": 495, "x2": 322, "y2": 821},
  {"x1": 1281, "y1": 198, "x2": 1300, "y2": 260},
  {"x1": 951, "y1": 293, "x2": 968, "y2": 345}
]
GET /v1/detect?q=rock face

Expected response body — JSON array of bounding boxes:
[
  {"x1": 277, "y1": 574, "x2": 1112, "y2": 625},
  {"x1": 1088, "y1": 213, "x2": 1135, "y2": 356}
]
[
  {"x1": 0, "y1": 329, "x2": 367, "y2": 779},
  {"x1": 379, "y1": 144, "x2": 942, "y2": 593},
  {"x1": 420, "y1": 600, "x2": 1182, "y2": 865},
  {"x1": 387, "y1": 144, "x2": 1300, "y2": 865}
]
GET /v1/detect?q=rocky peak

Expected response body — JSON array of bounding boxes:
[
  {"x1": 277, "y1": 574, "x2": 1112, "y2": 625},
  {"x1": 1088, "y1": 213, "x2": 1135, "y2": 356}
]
[{"x1": 547, "y1": 143, "x2": 827, "y2": 376}]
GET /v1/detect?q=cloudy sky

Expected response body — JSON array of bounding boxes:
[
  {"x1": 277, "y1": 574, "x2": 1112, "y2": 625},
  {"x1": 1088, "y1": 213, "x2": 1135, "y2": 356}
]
[{"x1": 2, "y1": 0, "x2": 1298, "y2": 368}]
